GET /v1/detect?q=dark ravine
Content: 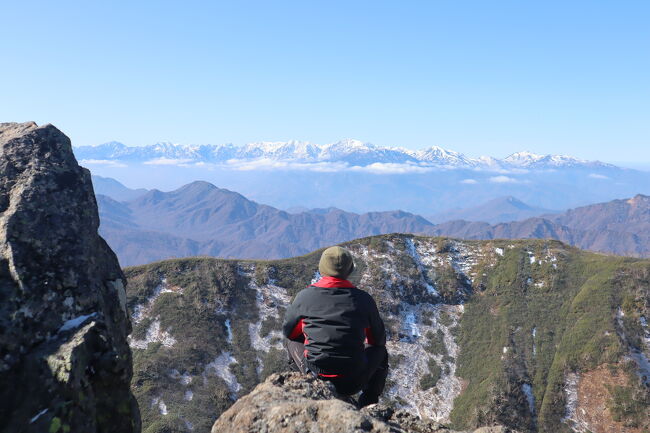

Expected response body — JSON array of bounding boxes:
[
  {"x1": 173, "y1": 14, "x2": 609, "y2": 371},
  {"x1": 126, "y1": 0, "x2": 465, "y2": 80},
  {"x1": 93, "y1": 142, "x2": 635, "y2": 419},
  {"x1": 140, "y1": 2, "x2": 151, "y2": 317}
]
[{"x1": 0, "y1": 123, "x2": 140, "y2": 433}]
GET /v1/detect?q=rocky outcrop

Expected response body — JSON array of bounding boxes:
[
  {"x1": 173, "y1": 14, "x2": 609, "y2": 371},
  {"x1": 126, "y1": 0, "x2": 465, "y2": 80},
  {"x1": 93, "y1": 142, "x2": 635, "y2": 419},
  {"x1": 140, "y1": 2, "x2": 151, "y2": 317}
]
[
  {"x1": 0, "y1": 123, "x2": 140, "y2": 432},
  {"x1": 211, "y1": 372, "x2": 518, "y2": 433}
]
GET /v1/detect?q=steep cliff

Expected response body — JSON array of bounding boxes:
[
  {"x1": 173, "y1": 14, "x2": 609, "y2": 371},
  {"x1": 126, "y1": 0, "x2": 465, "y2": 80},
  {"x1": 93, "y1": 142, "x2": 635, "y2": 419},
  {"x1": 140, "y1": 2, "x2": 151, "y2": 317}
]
[{"x1": 0, "y1": 122, "x2": 140, "y2": 433}]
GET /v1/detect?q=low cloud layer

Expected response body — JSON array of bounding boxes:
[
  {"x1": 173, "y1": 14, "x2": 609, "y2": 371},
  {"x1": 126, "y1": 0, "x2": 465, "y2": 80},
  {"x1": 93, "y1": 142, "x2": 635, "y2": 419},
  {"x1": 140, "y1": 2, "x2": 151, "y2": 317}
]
[
  {"x1": 79, "y1": 159, "x2": 128, "y2": 168},
  {"x1": 140, "y1": 158, "x2": 442, "y2": 174},
  {"x1": 143, "y1": 158, "x2": 195, "y2": 166},
  {"x1": 489, "y1": 175, "x2": 518, "y2": 183}
]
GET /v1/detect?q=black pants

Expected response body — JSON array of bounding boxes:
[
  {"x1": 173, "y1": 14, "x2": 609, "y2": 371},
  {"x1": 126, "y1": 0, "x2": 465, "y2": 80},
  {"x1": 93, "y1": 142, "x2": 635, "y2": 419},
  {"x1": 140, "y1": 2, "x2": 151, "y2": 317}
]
[{"x1": 285, "y1": 339, "x2": 389, "y2": 397}]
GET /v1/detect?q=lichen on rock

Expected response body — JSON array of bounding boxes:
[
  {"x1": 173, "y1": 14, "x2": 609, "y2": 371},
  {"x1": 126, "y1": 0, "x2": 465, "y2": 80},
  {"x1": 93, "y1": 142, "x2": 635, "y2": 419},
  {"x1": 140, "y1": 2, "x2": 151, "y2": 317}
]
[{"x1": 0, "y1": 122, "x2": 140, "y2": 433}]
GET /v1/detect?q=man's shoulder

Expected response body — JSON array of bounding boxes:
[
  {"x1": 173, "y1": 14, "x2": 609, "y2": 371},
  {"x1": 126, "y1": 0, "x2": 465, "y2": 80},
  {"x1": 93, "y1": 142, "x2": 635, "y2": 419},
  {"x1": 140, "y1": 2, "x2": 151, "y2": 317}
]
[{"x1": 349, "y1": 286, "x2": 376, "y2": 303}]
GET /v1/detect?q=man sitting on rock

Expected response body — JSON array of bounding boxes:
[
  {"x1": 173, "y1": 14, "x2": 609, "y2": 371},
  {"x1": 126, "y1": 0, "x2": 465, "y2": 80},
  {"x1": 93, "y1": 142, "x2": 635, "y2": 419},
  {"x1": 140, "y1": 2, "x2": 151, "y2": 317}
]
[{"x1": 283, "y1": 246, "x2": 389, "y2": 407}]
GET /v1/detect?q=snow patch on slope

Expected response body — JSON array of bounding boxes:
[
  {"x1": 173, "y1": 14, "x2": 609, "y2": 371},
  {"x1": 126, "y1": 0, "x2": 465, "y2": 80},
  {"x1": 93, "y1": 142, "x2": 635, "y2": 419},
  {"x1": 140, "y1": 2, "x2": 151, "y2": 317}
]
[
  {"x1": 132, "y1": 278, "x2": 182, "y2": 324},
  {"x1": 562, "y1": 373, "x2": 590, "y2": 432},
  {"x1": 387, "y1": 304, "x2": 463, "y2": 422},
  {"x1": 129, "y1": 319, "x2": 177, "y2": 349},
  {"x1": 205, "y1": 351, "x2": 241, "y2": 398}
]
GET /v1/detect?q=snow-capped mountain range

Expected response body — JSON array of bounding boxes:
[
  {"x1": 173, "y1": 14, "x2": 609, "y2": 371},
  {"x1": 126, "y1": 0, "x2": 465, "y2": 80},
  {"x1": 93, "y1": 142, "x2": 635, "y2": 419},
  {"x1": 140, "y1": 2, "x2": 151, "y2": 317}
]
[{"x1": 74, "y1": 139, "x2": 612, "y2": 170}]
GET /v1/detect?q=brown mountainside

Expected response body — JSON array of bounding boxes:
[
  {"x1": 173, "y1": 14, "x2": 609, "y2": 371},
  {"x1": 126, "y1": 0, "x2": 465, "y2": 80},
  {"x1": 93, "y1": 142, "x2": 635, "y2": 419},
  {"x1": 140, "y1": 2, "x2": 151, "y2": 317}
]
[
  {"x1": 432, "y1": 194, "x2": 650, "y2": 257},
  {"x1": 97, "y1": 181, "x2": 435, "y2": 266},
  {"x1": 97, "y1": 177, "x2": 650, "y2": 266}
]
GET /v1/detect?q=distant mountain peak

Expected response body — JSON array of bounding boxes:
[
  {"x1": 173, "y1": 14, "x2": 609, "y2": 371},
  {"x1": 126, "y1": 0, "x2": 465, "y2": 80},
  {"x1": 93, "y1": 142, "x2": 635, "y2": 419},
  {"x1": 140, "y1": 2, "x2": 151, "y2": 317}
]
[
  {"x1": 627, "y1": 194, "x2": 650, "y2": 205},
  {"x1": 180, "y1": 180, "x2": 218, "y2": 190},
  {"x1": 74, "y1": 139, "x2": 615, "y2": 170},
  {"x1": 429, "y1": 195, "x2": 554, "y2": 224}
]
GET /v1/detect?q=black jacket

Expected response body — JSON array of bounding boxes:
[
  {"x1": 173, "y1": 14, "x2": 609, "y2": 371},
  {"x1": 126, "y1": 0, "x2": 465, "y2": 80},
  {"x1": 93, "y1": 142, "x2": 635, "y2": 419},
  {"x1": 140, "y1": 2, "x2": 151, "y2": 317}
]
[{"x1": 282, "y1": 276, "x2": 386, "y2": 375}]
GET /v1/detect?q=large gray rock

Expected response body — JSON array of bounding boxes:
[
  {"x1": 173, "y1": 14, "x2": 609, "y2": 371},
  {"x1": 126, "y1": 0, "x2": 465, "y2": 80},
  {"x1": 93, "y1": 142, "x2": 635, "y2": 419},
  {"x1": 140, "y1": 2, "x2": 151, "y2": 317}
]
[
  {"x1": 211, "y1": 372, "x2": 519, "y2": 433},
  {"x1": 0, "y1": 122, "x2": 140, "y2": 432}
]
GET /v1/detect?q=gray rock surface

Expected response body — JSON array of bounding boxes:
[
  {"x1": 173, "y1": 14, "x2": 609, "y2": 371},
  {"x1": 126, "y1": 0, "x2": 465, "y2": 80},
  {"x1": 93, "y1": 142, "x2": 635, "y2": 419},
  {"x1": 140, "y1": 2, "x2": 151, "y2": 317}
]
[
  {"x1": 211, "y1": 372, "x2": 518, "y2": 433},
  {"x1": 0, "y1": 122, "x2": 140, "y2": 432}
]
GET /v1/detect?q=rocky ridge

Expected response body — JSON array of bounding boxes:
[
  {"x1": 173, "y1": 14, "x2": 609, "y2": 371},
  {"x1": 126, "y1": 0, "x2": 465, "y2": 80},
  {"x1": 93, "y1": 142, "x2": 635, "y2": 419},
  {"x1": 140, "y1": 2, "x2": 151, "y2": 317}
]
[
  {"x1": 212, "y1": 372, "x2": 518, "y2": 433},
  {"x1": 0, "y1": 122, "x2": 139, "y2": 433}
]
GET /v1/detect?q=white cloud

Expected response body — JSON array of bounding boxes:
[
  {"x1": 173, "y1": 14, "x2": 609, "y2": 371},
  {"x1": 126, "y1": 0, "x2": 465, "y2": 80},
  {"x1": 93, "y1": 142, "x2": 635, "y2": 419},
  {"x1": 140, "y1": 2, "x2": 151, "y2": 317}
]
[
  {"x1": 221, "y1": 159, "x2": 436, "y2": 174},
  {"x1": 349, "y1": 162, "x2": 435, "y2": 174},
  {"x1": 489, "y1": 175, "x2": 518, "y2": 183},
  {"x1": 461, "y1": 178, "x2": 478, "y2": 184},
  {"x1": 471, "y1": 167, "x2": 530, "y2": 174},
  {"x1": 143, "y1": 158, "x2": 195, "y2": 166},
  {"x1": 588, "y1": 173, "x2": 609, "y2": 179},
  {"x1": 224, "y1": 158, "x2": 348, "y2": 172},
  {"x1": 79, "y1": 159, "x2": 128, "y2": 168}
]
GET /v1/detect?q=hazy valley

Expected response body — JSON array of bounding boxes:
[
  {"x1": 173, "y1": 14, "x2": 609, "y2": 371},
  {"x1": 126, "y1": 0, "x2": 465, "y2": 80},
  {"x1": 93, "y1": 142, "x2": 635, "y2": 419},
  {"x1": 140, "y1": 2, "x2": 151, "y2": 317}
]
[{"x1": 94, "y1": 175, "x2": 650, "y2": 267}]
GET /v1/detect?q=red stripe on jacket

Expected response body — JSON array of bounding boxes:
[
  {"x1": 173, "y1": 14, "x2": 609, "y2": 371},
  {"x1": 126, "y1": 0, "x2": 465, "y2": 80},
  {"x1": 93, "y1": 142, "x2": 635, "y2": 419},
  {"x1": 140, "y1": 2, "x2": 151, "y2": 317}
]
[
  {"x1": 311, "y1": 276, "x2": 355, "y2": 288},
  {"x1": 364, "y1": 327, "x2": 377, "y2": 345},
  {"x1": 288, "y1": 318, "x2": 305, "y2": 340}
]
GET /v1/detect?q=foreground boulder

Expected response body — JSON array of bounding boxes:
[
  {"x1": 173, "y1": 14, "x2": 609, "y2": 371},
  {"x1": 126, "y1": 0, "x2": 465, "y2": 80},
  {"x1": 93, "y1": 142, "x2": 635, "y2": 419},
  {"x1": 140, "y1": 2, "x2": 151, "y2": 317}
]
[
  {"x1": 0, "y1": 123, "x2": 139, "y2": 432},
  {"x1": 212, "y1": 372, "x2": 518, "y2": 433}
]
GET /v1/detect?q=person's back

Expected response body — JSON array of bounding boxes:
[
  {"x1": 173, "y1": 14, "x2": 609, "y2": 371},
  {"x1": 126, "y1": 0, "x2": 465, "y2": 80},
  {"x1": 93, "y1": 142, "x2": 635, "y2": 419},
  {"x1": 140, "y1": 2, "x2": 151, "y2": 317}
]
[{"x1": 282, "y1": 246, "x2": 389, "y2": 407}]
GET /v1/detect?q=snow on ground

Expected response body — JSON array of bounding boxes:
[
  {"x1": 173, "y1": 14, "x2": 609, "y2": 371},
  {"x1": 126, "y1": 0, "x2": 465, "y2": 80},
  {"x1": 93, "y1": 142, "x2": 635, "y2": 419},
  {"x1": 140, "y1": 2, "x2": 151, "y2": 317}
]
[
  {"x1": 402, "y1": 310, "x2": 421, "y2": 340},
  {"x1": 348, "y1": 237, "x2": 473, "y2": 422},
  {"x1": 243, "y1": 266, "x2": 291, "y2": 354},
  {"x1": 532, "y1": 327, "x2": 537, "y2": 357},
  {"x1": 29, "y1": 409, "x2": 48, "y2": 424},
  {"x1": 132, "y1": 278, "x2": 183, "y2": 323},
  {"x1": 448, "y1": 241, "x2": 479, "y2": 281},
  {"x1": 205, "y1": 351, "x2": 241, "y2": 398},
  {"x1": 495, "y1": 247, "x2": 504, "y2": 256},
  {"x1": 616, "y1": 307, "x2": 650, "y2": 386},
  {"x1": 129, "y1": 319, "x2": 176, "y2": 349},
  {"x1": 629, "y1": 350, "x2": 650, "y2": 386},
  {"x1": 58, "y1": 313, "x2": 97, "y2": 333},
  {"x1": 386, "y1": 304, "x2": 463, "y2": 422},
  {"x1": 224, "y1": 319, "x2": 233, "y2": 344},
  {"x1": 182, "y1": 418, "x2": 194, "y2": 431},
  {"x1": 522, "y1": 383, "x2": 535, "y2": 416},
  {"x1": 562, "y1": 373, "x2": 590, "y2": 432},
  {"x1": 405, "y1": 238, "x2": 438, "y2": 296},
  {"x1": 169, "y1": 369, "x2": 192, "y2": 385},
  {"x1": 151, "y1": 397, "x2": 168, "y2": 416}
]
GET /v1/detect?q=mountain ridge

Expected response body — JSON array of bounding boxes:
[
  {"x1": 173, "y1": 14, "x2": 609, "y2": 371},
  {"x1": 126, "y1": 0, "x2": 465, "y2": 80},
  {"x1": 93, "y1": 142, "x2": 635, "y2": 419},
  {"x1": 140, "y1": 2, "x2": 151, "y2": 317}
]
[
  {"x1": 97, "y1": 180, "x2": 437, "y2": 266},
  {"x1": 428, "y1": 196, "x2": 556, "y2": 224},
  {"x1": 96, "y1": 177, "x2": 650, "y2": 266},
  {"x1": 75, "y1": 139, "x2": 612, "y2": 170}
]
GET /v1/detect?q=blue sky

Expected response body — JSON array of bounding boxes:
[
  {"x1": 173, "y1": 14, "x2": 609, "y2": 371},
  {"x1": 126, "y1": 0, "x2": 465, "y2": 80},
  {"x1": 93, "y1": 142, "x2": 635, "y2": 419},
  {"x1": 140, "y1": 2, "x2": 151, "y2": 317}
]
[{"x1": 2, "y1": 1, "x2": 649, "y2": 162}]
